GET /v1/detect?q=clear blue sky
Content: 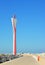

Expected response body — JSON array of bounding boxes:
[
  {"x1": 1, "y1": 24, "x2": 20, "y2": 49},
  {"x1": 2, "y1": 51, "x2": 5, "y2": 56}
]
[{"x1": 0, "y1": 0, "x2": 45, "y2": 54}]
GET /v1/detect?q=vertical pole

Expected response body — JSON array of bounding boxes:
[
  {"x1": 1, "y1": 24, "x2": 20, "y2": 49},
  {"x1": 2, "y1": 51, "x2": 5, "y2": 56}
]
[
  {"x1": 11, "y1": 16, "x2": 16, "y2": 55},
  {"x1": 13, "y1": 26, "x2": 16, "y2": 55}
]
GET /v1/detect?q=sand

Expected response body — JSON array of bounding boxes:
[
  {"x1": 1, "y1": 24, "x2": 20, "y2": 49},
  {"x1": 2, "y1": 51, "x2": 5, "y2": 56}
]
[
  {"x1": 0, "y1": 54, "x2": 45, "y2": 65},
  {"x1": 38, "y1": 56, "x2": 45, "y2": 65},
  {"x1": 0, "y1": 55, "x2": 39, "y2": 65}
]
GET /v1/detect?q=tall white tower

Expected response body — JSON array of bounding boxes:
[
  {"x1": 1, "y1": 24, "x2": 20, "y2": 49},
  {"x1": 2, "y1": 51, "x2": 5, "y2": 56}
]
[{"x1": 11, "y1": 16, "x2": 16, "y2": 55}]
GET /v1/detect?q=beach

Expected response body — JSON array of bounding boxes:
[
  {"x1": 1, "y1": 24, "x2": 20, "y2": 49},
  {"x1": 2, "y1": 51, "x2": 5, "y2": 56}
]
[
  {"x1": 0, "y1": 54, "x2": 39, "y2": 65},
  {"x1": 0, "y1": 54, "x2": 45, "y2": 65}
]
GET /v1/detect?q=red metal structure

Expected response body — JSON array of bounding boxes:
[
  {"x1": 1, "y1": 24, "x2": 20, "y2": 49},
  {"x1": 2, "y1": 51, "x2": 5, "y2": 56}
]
[{"x1": 11, "y1": 16, "x2": 16, "y2": 55}]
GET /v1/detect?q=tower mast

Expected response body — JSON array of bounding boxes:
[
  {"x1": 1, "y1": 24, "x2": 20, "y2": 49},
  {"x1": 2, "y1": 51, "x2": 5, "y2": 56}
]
[{"x1": 11, "y1": 16, "x2": 16, "y2": 55}]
